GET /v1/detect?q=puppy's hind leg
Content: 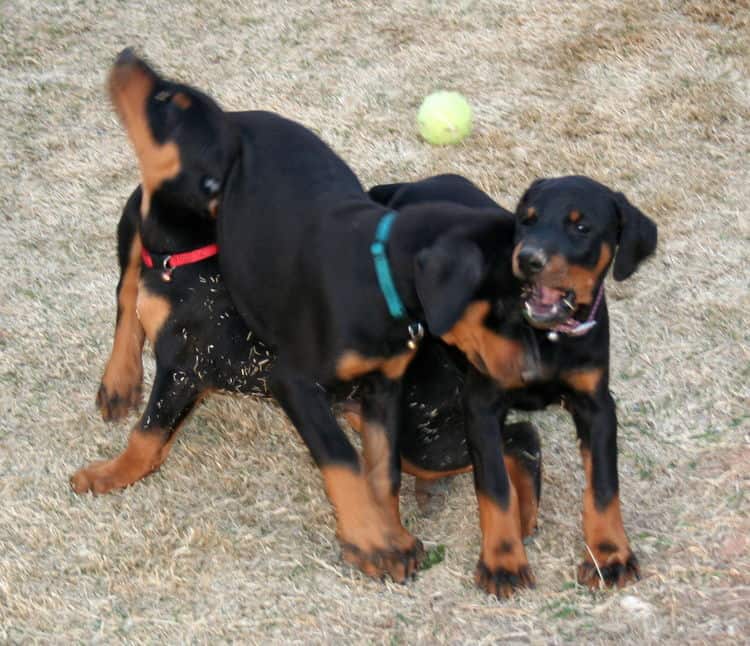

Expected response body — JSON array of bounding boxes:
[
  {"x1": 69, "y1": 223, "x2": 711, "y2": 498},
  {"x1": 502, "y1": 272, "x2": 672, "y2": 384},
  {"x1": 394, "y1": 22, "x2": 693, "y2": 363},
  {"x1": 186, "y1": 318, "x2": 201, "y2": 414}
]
[
  {"x1": 271, "y1": 367, "x2": 422, "y2": 583},
  {"x1": 73, "y1": 365, "x2": 200, "y2": 494},
  {"x1": 97, "y1": 196, "x2": 145, "y2": 421}
]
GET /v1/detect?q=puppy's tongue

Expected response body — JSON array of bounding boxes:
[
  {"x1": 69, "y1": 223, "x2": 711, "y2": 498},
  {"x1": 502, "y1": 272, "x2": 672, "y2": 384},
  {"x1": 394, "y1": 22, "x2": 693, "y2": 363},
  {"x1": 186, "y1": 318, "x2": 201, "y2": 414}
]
[
  {"x1": 539, "y1": 285, "x2": 564, "y2": 305},
  {"x1": 522, "y1": 283, "x2": 577, "y2": 328}
]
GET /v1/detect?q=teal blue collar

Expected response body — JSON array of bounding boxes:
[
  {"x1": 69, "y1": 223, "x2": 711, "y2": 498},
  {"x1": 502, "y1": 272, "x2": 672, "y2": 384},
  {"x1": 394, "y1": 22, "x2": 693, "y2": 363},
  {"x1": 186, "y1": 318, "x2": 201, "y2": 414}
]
[{"x1": 371, "y1": 211, "x2": 406, "y2": 319}]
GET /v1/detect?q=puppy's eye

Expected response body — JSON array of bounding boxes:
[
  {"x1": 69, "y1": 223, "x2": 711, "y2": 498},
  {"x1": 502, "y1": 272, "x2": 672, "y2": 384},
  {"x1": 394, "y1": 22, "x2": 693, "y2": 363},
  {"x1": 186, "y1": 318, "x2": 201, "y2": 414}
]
[
  {"x1": 575, "y1": 222, "x2": 590, "y2": 234},
  {"x1": 520, "y1": 208, "x2": 537, "y2": 226},
  {"x1": 154, "y1": 89, "x2": 173, "y2": 102},
  {"x1": 201, "y1": 175, "x2": 221, "y2": 196}
]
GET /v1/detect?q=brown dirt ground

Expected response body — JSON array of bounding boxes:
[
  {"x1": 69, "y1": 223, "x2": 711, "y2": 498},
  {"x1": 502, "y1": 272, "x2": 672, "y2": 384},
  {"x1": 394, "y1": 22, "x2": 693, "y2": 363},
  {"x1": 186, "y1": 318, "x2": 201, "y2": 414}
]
[{"x1": 1, "y1": 0, "x2": 748, "y2": 643}]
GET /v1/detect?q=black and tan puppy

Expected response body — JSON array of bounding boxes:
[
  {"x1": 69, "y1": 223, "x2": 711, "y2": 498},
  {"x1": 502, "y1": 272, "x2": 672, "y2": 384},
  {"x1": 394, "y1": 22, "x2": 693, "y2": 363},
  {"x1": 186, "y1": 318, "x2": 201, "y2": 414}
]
[
  {"x1": 71, "y1": 185, "x2": 275, "y2": 494},
  {"x1": 95, "y1": 50, "x2": 526, "y2": 587},
  {"x1": 73, "y1": 176, "x2": 541, "y2": 554},
  {"x1": 368, "y1": 174, "x2": 657, "y2": 591}
]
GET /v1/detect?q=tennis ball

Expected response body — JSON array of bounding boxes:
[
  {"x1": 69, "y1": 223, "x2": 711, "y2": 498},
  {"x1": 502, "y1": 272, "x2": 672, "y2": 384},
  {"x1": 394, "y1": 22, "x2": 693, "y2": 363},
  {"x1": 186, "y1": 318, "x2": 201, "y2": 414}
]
[{"x1": 417, "y1": 91, "x2": 473, "y2": 145}]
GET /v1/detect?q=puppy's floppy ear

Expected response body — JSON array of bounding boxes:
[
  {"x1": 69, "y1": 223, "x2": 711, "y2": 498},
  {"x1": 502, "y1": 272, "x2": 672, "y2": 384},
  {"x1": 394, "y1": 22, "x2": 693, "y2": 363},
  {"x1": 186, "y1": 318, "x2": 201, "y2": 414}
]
[
  {"x1": 414, "y1": 236, "x2": 485, "y2": 336},
  {"x1": 612, "y1": 191, "x2": 658, "y2": 281}
]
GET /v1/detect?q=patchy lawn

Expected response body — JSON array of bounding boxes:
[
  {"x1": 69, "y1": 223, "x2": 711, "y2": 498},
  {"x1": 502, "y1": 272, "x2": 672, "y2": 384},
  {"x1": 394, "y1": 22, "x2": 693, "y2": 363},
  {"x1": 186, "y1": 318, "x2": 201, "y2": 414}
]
[{"x1": 1, "y1": 0, "x2": 748, "y2": 642}]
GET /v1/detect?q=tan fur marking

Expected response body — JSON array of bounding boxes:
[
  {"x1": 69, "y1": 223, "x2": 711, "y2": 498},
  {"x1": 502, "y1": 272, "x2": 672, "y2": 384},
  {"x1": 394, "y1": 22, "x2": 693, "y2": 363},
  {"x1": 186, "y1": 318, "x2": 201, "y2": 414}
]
[
  {"x1": 70, "y1": 428, "x2": 174, "y2": 494},
  {"x1": 442, "y1": 301, "x2": 525, "y2": 388},
  {"x1": 342, "y1": 410, "x2": 363, "y2": 433},
  {"x1": 564, "y1": 367, "x2": 604, "y2": 395},
  {"x1": 565, "y1": 243, "x2": 612, "y2": 304},
  {"x1": 476, "y1": 490, "x2": 530, "y2": 573},
  {"x1": 99, "y1": 233, "x2": 145, "y2": 416},
  {"x1": 382, "y1": 351, "x2": 415, "y2": 379},
  {"x1": 109, "y1": 64, "x2": 181, "y2": 216},
  {"x1": 580, "y1": 448, "x2": 633, "y2": 572},
  {"x1": 505, "y1": 455, "x2": 539, "y2": 538},
  {"x1": 136, "y1": 285, "x2": 171, "y2": 344},
  {"x1": 321, "y1": 465, "x2": 418, "y2": 579},
  {"x1": 321, "y1": 465, "x2": 386, "y2": 561},
  {"x1": 335, "y1": 349, "x2": 415, "y2": 381},
  {"x1": 171, "y1": 92, "x2": 192, "y2": 109},
  {"x1": 361, "y1": 422, "x2": 390, "y2": 500},
  {"x1": 361, "y1": 421, "x2": 408, "y2": 532},
  {"x1": 401, "y1": 458, "x2": 473, "y2": 480},
  {"x1": 208, "y1": 197, "x2": 219, "y2": 218},
  {"x1": 569, "y1": 209, "x2": 582, "y2": 223},
  {"x1": 511, "y1": 242, "x2": 524, "y2": 278}
]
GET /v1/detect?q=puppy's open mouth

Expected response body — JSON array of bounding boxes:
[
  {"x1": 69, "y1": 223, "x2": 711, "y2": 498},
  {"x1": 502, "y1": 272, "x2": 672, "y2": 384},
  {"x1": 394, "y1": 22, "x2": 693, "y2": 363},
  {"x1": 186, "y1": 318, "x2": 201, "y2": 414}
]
[{"x1": 521, "y1": 283, "x2": 576, "y2": 328}]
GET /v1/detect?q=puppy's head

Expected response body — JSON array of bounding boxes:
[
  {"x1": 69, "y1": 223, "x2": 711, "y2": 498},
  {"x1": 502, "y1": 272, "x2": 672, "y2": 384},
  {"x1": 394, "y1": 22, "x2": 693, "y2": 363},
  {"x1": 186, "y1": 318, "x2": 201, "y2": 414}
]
[
  {"x1": 108, "y1": 48, "x2": 235, "y2": 218},
  {"x1": 512, "y1": 176, "x2": 657, "y2": 329}
]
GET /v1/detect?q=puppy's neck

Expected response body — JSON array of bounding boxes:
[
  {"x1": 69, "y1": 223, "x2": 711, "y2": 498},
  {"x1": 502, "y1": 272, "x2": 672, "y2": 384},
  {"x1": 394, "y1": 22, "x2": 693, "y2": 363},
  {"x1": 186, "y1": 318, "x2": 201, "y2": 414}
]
[
  {"x1": 139, "y1": 190, "x2": 217, "y2": 254},
  {"x1": 386, "y1": 205, "x2": 517, "y2": 320}
]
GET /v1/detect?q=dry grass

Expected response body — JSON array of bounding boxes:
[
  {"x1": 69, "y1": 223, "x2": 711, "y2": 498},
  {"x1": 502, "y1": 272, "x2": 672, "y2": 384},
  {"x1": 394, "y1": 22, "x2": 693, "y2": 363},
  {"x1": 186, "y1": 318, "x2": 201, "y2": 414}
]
[{"x1": 1, "y1": 0, "x2": 749, "y2": 643}]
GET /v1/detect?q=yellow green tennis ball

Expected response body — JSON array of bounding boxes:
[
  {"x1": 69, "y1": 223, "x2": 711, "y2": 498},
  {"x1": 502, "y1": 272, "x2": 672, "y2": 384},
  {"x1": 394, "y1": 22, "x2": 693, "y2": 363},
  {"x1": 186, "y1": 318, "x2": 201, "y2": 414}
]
[{"x1": 417, "y1": 91, "x2": 473, "y2": 145}]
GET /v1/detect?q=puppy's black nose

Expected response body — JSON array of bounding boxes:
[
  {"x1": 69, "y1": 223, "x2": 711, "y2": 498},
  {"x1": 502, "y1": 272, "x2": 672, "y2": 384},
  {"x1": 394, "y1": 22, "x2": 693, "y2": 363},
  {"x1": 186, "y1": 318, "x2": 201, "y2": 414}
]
[{"x1": 517, "y1": 246, "x2": 547, "y2": 276}]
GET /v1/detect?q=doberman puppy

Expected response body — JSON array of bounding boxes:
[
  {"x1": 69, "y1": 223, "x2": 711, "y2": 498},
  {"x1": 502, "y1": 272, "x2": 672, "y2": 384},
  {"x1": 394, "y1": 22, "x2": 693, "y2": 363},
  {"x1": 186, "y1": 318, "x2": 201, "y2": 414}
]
[
  {"x1": 367, "y1": 173, "x2": 657, "y2": 592},
  {"x1": 92, "y1": 50, "x2": 526, "y2": 588},
  {"x1": 70, "y1": 184, "x2": 276, "y2": 493},
  {"x1": 72, "y1": 175, "x2": 540, "y2": 552}
]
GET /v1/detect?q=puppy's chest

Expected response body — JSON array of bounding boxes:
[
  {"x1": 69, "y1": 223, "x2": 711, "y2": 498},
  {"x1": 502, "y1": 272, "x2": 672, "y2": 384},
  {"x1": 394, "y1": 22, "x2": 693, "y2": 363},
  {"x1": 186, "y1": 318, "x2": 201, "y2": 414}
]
[
  {"x1": 516, "y1": 329, "x2": 562, "y2": 384},
  {"x1": 484, "y1": 322, "x2": 602, "y2": 400},
  {"x1": 486, "y1": 328, "x2": 563, "y2": 389},
  {"x1": 141, "y1": 272, "x2": 277, "y2": 395},
  {"x1": 443, "y1": 301, "x2": 579, "y2": 390}
]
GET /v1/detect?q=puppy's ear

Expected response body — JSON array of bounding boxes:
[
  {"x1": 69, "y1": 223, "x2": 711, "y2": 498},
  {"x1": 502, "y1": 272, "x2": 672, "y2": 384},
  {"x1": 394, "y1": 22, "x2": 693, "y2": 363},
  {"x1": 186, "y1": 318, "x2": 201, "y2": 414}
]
[
  {"x1": 414, "y1": 236, "x2": 485, "y2": 336},
  {"x1": 368, "y1": 183, "x2": 406, "y2": 206},
  {"x1": 612, "y1": 192, "x2": 658, "y2": 281}
]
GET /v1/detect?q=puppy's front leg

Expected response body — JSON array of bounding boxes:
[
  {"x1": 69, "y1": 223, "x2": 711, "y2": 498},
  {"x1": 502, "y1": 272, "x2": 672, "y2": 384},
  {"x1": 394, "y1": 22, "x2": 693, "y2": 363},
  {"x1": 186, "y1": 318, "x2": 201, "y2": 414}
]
[
  {"x1": 463, "y1": 369, "x2": 534, "y2": 598},
  {"x1": 97, "y1": 199, "x2": 145, "y2": 421},
  {"x1": 359, "y1": 373, "x2": 424, "y2": 579},
  {"x1": 566, "y1": 370, "x2": 640, "y2": 588},
  {"x1": 270, "y1": 367, "x2": 422, "y2": 582}
]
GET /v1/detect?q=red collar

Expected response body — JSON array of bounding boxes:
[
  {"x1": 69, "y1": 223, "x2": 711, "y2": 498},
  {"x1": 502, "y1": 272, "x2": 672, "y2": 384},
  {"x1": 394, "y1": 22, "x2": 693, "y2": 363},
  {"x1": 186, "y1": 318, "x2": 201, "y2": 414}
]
[{"x1": 141, "y1": 243, "x2": 219, "y2": 281}]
